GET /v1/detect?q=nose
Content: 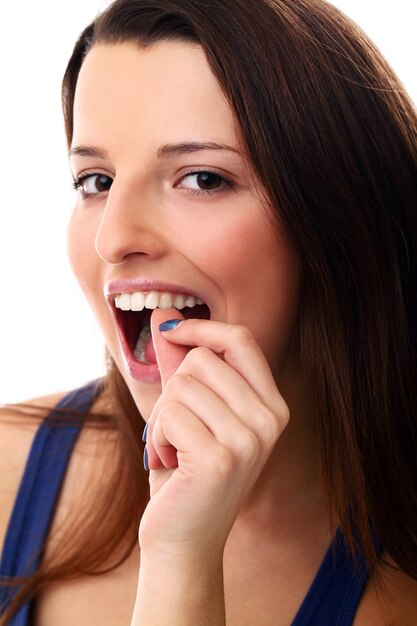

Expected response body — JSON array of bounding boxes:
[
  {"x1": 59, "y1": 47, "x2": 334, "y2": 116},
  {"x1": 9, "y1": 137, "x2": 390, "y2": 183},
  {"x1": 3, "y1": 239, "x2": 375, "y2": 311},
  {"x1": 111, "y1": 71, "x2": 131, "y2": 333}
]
[{"x1": 95, "y1": 179, "x2": 167, "y2": 264}]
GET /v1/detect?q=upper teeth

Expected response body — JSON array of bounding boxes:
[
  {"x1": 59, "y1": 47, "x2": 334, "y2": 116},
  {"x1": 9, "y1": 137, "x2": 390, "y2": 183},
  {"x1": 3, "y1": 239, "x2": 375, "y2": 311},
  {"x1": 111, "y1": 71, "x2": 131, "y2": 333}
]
[{"x1": 114, "y1": 291, "x2": 204, "y2": 311}]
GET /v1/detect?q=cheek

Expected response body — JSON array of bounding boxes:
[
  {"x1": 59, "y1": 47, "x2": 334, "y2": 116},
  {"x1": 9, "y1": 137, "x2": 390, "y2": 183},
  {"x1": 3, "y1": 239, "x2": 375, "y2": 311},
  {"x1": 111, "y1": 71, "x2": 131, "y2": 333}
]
[
  {"x1": 177, "y1": 211, "x2": 256, "y2": 270},
  {"x1": 67, "y1": 212, "x2": 81, "y2": 277},
  {"x1": 183, "y1": 210, "x2": 301, "y2": 366},
  {"x1": 67, "y1": 211, "x2": 116, "y2": 353},
  {"x1": 183, "y1": 208, "x2": 287, "y2": 288},
  {"x1": 66, "y1": 211, "x2": 100, "y2": 300}
]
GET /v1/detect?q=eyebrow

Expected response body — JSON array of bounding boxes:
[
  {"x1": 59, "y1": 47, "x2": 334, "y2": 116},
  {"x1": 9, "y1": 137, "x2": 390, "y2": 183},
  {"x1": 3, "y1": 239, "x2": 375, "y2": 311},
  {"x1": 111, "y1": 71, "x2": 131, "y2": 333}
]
[
  {"x1": 69, "y1": 141, "x2": 241, "y2": 159},
  {"x1": 157, "y1": 141, "x2": 241, "y2": 158},
  {"x1": 69, "y1": 145, "x2": 108, "y2": 159}
]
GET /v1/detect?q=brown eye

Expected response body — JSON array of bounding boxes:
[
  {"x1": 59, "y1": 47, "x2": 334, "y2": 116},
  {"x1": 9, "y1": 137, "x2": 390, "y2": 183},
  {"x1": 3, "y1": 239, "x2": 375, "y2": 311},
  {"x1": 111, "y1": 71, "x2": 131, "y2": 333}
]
[
  {"x1": 83, "y1": 174, "x2": 113, "y2": 194},
  {"x1": 177, "y1": 170, "x2": 233, "y2": 194},
  {"x1": 94, "y1": 175, "x2": 113, "y2": 192},
  {"x1": 74, "y1": 173, "x2": 113, "y2": 197},
  {"x1": 195, "y1": 172, "x2": 222, "y2": 190}
]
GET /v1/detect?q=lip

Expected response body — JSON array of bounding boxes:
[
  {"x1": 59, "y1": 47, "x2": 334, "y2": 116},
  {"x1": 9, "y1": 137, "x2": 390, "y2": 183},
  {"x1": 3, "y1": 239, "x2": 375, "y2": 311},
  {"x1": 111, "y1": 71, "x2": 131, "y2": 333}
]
[{"x1": 105, "y1": 278, "x2": 209, "y2": 383}]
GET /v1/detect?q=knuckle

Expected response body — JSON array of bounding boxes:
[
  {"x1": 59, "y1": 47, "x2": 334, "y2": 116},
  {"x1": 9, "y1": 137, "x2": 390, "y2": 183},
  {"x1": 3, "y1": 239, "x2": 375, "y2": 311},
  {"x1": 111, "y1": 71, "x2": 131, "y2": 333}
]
[
  {"x1": 157, "y1": 400, "x2": 181, "y2": 424},
  {"x1": 185, "y1": 346, "x2": 212, "y2": 365},
  {"x1": 237, "y1": 429, "x2": 261, "y2": 463},
  {"x1": 229, "y1": 325, "x2": 254, "y2": 346},
  {"x1": 264, "y1": 393, "x2": 291, "y2": 435},
  {"x1": 275, "y1": 398, "x2": 290, "y2": 429},
  {"x1": 170, "y1": 372, "x2": 195, "y2": 393},
  {"x1": 206, "y1": 445, "x2": 235, "y2": 479},
  {"x1": 260, "y1": 405, "x2": 282, "y2": 441}
]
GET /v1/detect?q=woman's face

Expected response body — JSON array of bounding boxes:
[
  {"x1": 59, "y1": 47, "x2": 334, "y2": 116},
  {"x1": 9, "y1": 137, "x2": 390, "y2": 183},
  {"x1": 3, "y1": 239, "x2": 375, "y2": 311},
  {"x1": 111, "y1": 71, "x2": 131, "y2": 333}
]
[{"x1": 68, "y1": 41, "x2": 301, "y2": 420}]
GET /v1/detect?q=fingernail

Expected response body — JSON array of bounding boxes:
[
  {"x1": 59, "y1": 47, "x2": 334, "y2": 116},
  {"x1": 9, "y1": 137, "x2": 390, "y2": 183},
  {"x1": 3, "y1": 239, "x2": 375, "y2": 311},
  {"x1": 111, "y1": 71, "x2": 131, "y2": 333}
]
[
  {"x1": 142, "y1": 421, "x2": 149, "y2": 442},
  {"x1": 143, "y1": 446, "x2": 149, "y2": 471},
  {"x1": 159, "y1": 319, "x2": 183, "y2": 332}
]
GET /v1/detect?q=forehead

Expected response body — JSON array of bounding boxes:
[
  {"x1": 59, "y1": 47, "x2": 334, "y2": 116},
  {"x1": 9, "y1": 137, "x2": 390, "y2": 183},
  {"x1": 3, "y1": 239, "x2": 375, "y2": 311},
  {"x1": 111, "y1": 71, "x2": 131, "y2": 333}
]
[{"x1": 72, "y1": 41, "x2": 238, "y2": 150}]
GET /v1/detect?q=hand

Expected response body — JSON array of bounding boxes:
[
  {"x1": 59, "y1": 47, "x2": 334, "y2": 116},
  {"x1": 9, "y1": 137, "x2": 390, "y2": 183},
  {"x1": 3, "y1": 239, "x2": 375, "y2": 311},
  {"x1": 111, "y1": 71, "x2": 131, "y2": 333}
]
[{"x1": 139, "y1": 308, "x2": 290, "y2": 562}]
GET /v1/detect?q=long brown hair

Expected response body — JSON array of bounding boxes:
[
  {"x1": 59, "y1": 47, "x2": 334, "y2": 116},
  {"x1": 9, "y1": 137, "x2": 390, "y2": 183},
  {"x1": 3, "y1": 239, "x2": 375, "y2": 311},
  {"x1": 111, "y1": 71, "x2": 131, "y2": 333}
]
[{"x1": 2, "y1": 0, "x2": 417, "y2": 622}]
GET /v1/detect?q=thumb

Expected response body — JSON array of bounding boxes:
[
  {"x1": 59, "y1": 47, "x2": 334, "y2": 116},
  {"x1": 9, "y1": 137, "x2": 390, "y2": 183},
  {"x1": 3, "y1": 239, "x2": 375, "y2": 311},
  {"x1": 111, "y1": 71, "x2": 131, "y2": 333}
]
[{"x1": 150, "y1": 308, "x2": 189, "y2": 388}]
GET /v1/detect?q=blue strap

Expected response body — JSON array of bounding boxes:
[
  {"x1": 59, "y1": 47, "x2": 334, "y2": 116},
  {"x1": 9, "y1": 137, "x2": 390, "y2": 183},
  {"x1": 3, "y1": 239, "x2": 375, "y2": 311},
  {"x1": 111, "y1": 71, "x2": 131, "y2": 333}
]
[
  {"x1": 291, "y1": 528, "x2": 371, "y2": 625},
  {"x1": 0, "y1": 379, "x2": 103, "y2": 625},
  {"x1": 0, "y1": 378, "x2": 378, "y2": 626}
]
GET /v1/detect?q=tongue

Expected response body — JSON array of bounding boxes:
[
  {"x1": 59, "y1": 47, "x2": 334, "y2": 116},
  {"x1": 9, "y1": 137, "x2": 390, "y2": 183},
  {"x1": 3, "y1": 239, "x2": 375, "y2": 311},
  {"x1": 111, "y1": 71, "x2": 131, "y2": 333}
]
[
  {"x1": 144, "y1": 331, "x2": 157, "y2": 365},
  {"x1": 150, "y1": 308, "x2": 188, "y2": 388}
]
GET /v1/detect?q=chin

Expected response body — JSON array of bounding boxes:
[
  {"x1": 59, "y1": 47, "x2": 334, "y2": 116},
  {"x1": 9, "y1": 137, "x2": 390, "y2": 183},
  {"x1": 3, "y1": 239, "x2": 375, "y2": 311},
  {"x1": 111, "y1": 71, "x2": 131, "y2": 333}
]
[{"x1": 124, "y1": 375, "x2": 163, "y2": 422}]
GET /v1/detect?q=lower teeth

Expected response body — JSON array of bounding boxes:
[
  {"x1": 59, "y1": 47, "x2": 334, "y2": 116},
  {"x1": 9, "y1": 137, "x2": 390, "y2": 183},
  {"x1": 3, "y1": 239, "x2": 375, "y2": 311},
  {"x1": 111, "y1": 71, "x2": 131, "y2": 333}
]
[{"x1": 133, "y1": 324, "x2": 151, "y2": 364}]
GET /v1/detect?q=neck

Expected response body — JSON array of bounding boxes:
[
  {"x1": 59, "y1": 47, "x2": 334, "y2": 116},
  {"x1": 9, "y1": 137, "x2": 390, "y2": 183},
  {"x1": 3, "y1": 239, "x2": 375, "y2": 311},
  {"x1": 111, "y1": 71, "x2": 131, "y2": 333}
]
[{"x1": 234, "y1": 355, "x2": 328, "y2": 540}]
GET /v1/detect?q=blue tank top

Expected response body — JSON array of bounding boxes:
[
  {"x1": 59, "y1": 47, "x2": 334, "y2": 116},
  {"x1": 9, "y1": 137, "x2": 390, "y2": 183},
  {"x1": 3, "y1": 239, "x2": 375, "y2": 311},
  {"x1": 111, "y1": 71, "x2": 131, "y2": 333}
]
[{"x1": 0, "y1": 380, "x2": 374, "y2": 625}]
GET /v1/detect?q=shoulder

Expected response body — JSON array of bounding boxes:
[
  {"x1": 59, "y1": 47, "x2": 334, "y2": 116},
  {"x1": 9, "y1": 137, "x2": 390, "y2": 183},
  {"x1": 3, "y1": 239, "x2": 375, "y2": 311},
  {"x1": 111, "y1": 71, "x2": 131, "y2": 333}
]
[
  {"x1": 0, "y1": 383, "x2": 114, "y2": 487},
  {"x1": 0, "y1": 389, "x2": 70, "y2": 468},
  {"x1": 0, "y1": 390, "x2": 69, "y2": 552},
  {"x1": 0, "y1": 385, "x2": 116, "y2": 556},
  {"x1": 355, "y1": 554, "x2": 417, "y2": 625}
]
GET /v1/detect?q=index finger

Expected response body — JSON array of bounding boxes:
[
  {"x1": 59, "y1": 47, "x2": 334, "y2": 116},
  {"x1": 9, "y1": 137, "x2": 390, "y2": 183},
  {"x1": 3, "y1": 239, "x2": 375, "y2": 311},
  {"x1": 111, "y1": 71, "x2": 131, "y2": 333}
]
[
  {"x1": 159, "y1": 319, "x2": 284, "y2": 407},
  {"x1": 150, "y1": 308, "x2": 189, "y2": 388}
]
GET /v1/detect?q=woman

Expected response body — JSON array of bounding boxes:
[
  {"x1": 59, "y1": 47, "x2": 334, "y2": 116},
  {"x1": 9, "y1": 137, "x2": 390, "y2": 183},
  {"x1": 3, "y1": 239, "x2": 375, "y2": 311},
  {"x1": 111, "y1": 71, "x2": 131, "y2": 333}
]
[{"x1": 1, "y1": 0, "x2": 417, "y2": 624}]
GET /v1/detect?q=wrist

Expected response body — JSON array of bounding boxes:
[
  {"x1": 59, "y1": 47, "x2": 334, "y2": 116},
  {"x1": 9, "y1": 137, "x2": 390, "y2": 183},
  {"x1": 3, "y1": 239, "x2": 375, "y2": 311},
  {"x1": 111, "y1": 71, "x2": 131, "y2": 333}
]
[{"x1": 131, "y1": 551, "x2": 226, "y2": 626}]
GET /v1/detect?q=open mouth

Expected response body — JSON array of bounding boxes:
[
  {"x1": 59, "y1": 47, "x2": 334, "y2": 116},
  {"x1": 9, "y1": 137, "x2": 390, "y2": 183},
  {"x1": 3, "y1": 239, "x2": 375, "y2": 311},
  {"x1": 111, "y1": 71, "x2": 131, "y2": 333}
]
[{"x1": 113, "y1": 291, "x2": 211, "y2": 366}]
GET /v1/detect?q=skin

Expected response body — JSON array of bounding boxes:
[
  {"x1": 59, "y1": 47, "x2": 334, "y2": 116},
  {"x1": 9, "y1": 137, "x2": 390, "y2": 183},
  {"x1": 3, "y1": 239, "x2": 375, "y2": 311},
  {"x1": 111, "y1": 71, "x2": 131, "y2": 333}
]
[
  {"x1": 67, "y1": 39, "x2": 321, "y2": 517},
  {"x1": 65, "y1": 41, "x2": 417, "y2": 625},
  {"x1": 68, "y1": 42, "x2": 302, "y2": 418},
  {"x1": 67, "y1": 40, "x2": 322, "y2": 624}
]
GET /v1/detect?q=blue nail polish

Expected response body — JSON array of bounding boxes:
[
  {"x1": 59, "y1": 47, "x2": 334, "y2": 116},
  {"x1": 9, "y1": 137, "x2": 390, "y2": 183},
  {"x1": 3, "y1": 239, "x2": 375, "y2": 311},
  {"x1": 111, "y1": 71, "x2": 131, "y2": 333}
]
[
  {"x1": 159, "y1": 319, "x2": 182, "y2": 332},
  {"x1": 143, "y1": 446, "x2": 149, "y2": 471},
  {"x1": 142, "y1": 421, "x2": 149, "y2": 442}
]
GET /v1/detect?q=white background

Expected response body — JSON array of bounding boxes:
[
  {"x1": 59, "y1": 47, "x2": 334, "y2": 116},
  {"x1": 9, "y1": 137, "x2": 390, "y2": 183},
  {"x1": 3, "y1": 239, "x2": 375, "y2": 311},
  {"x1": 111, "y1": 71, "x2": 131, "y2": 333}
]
[{"x1": 0, "y1": 1, "x2": 416, "y2": 403}]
